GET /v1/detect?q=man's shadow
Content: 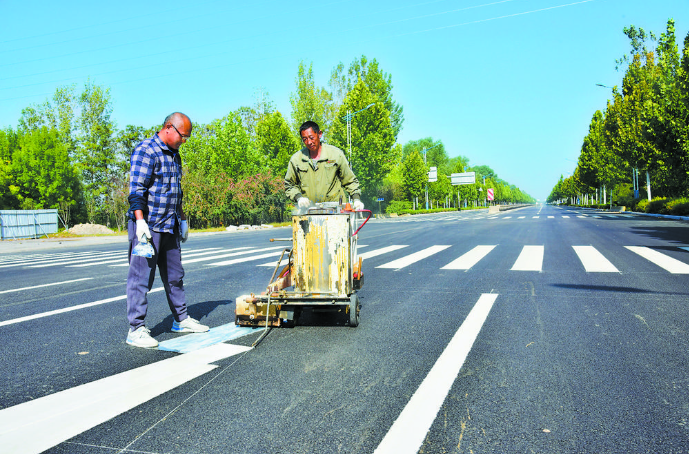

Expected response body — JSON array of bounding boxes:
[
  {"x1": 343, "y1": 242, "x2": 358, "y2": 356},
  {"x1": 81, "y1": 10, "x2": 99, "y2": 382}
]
[{"x1": 148, "y1": 299, "x2": 233, "y2": 336}]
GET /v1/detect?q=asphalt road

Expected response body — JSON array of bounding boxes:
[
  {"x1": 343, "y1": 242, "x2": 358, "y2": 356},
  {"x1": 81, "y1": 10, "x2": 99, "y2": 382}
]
[{"x1": 1, "y1": 204, "x2": 688, "y2": 454}]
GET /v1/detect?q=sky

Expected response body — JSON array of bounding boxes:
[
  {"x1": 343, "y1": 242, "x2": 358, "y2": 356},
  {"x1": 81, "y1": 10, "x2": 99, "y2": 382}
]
[{"x1": 1, "y1": 0, "x2": 687, "y2": 201}]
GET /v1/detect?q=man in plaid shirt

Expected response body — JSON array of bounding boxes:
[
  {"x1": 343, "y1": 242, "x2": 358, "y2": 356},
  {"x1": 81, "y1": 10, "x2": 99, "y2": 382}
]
[{"x1": 125, "y1": 112, "x2": 209, "y2": 349}]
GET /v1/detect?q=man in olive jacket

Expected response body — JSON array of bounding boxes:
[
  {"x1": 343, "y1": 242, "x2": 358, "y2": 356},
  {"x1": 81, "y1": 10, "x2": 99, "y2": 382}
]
[{"x1": 285, "y1": 121, "x2": 364, "y2": 210}]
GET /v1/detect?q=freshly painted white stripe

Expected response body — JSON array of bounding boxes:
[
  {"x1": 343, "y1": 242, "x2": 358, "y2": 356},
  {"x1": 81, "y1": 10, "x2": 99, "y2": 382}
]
[
  {"x1": 0, "y1": 342, "x2": 251, "y2": 454},
  {"x1": 28, "y1": 252, "x2": 126, "y2": 268},
  {"x1": 158, "y1": 322, "x2": 255, "y2": 353},
  {"x1": 502, "y1": 216, "x2": 512, "y2": 219},
  {"x1": 0, "y1": 251, "x2": 118, "y2": 269},
  {"x1": 518, "y1": 216, "x2": 525, "y2": 219},
  {"x1": 69, "y1": 247, "x2": 227, "y2": 268},
  {"x1": 358, "y1": 245, "x2": 408, "y2": 260},
  {"x1": 441, "y1": 245, "x2": 496, "y2": 270},
  {"x1": 573, "y1": 246, "x2": 619, "y2": 273},
  {"x1": 511, "y1": 245, "x2": 544, "y2": 271},
  {"x1": 532, "y1": 216, "x2": 539, "y2": 219},
  {"x1": 207, "y1": 251, "x2": 284, "y2": 267},
  {"x1": 0, "y1": 288, "x2": 164, "y2": 327},
  {"x1": 374, "y1": 293, "x2": 498, "y2": 454},
  {"x1": 548, "y1": 216, "x2": 554, "y2": 219},
  {"x1": 110, "y1": 246, "x2": 258, "y2": 267},
  {"x1": 0, "y1": 278, "x2": 94, "y2": 295},
  {"x1": 377, "y1": 245, "x2": 451, "y2": 270},
  {"x1": 562, "y1": 215, "x2": 570, "y2": 218},
  {"x1": 625, "y1": 246, "x2": 689, "y2": 274},
  {"x1": 577, "y1": 215, "x2": 587, "y2": 218}
]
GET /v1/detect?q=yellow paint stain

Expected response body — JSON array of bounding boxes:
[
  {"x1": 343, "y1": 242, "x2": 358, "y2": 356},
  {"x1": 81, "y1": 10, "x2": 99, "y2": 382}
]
[{"x1": 457, "y1": 420, "x2": 467, "y2": 451}]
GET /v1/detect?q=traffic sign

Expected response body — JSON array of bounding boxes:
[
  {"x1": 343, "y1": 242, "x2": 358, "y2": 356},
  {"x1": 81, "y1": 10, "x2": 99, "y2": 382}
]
[
  {"x1": 451, "y1": 172, "x2": 475, "y2": 185},
  {"x1": 377, "y1": 197, "x2": 384, "y2": 202},
  {"x1": 487, "y1": 188, "x2": 494, "y2": 201},
  {"x1": 428, "y1": 167, "x2": 437, "y2": 182}
]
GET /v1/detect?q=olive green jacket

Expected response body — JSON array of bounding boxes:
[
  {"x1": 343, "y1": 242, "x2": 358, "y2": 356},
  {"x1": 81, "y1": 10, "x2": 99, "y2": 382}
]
[{"x1": 284, "y1": 143, "x2": 361, "y2": 203}]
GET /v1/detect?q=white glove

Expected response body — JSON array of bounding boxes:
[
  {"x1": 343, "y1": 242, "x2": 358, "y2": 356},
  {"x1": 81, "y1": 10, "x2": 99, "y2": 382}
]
[
  {"x1": 298, "y1": 197, "x2": 311, "y2": 208},
  {"x1": 353, "y1": 199, "x2": 364, "y2": 211},
  {"x1": 136, "y1": 219, "x2": 151, "y2": 243},
  {"x1": 180, "y1": 220, "x2": 189, "y2": 243}
]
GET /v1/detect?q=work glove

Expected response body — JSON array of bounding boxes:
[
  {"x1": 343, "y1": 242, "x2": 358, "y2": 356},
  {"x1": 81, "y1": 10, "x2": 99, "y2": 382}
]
[
  {"x1": 180, "y1": 220, "x2": 189, "y2": 243},
  {"x1": 353, "y1": 199, "x2": 364, "y2": 211},
  {"x1": 135, "y1": 219, "x2": 152, "y2": 243},
  {"x1": 297, "y1": 197, "x2": 311, "y2": 209}
]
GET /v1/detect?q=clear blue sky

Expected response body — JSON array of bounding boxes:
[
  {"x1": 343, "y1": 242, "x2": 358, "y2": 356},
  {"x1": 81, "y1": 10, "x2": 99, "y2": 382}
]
[{"x1": 1, "y1": 0, "x2": 687, "y2": 200}]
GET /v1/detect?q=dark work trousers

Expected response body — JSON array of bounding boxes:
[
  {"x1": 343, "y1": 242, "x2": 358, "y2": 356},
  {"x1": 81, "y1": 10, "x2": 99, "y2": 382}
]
[{"x1": 126, "y1": 219, "x2": 187, "y2": 330}]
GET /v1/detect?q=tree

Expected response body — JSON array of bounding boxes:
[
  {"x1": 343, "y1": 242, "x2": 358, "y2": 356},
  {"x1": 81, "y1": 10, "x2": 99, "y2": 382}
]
[
  {"x1": 401, "y1": 150, "x2": 427, "y2": 204},
  {"x1": 290, "y1": 62, "x2": 334, "y2": 136},
  {"x1": 3, "y1": 127, "x2": 81, "y2": 212},
  {"x1": 329, "y1": 79, "x2": 397, "y2": 200},
  {"x1": 329, "y1": 56, "x2": 404, "y2": 140},
  {"x1": 182, "y1": 111, "x2": 263, "y2": 179},
  {"x1": 256, "y1": 111, "x2": 300, "y2": 178}
]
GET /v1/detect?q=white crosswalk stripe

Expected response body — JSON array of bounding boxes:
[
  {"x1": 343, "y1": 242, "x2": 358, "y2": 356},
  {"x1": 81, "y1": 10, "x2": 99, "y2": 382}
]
[
  {"x1": 572, "y1": 246, "x2": 619, "y2": 272},
  {"x1": 441, "y1": 245, "x2": 496, "y2": 270},
  {"x1": 511, "y1": 245, "x2": 544, "y2": 271},
  {"x1": 377, "y1": 245, "x2": 451, "y2": 270},
  {"x1": 625, "y1": 246, "x2": 689, "y2": 274}
]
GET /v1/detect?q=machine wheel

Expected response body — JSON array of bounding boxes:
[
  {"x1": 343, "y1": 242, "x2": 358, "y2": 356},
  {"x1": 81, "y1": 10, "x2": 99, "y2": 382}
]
[{"x1": 349, "y1": 293, "x2": 360, "y2": 327}]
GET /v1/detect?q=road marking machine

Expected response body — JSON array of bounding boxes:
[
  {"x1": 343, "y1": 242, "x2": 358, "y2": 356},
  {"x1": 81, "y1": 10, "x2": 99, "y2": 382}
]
[{"x1": 235, "y1": 202, "x2": 371, "y2": 332}]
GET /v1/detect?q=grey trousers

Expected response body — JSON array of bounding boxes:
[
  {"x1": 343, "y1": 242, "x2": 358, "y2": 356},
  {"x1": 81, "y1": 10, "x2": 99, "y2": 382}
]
[{"x1": 126, "y1": 219, "x2": 187, "y2": 330}]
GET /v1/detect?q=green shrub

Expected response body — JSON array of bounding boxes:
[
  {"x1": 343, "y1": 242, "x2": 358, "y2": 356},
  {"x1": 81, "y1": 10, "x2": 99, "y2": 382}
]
[
  {"x1": 385, "y1": 200, "x2": 412, "y2": 214},
  {"x1": 667, "y1": 198, "x2": 689, "y2": 216},
  {"x1": 645, "y1": 197, "x2": 669, "y2": 214}
]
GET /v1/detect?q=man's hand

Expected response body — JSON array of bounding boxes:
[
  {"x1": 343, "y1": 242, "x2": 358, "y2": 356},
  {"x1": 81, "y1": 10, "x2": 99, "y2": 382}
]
[
  {"x1": 180, "y1": 220, "x2": 189, "y2": 243},
  {"x1": 353, "y1": 199, "x2": 364, "y2": 211},
  {"x1": 298, "y1": 197, "x2": 311, "y2": 209},
  {"x1": 136, "y1": 219, "x2": 152, "y2": 243}
]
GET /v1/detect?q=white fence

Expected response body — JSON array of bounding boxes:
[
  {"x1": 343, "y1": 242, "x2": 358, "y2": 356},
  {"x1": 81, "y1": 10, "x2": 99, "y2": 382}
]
[{"x1": 0, "y1": 209, "x2": 59, "y2": 240}]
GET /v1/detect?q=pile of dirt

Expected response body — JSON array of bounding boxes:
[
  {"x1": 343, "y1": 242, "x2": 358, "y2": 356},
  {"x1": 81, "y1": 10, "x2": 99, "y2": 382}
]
[{"x1": 68, "y1": 223, "x2": 115, "y2": 235}]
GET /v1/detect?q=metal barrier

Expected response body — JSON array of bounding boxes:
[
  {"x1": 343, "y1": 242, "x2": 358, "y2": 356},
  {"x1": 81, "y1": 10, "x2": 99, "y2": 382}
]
[{"x1": 0, "y1": 209, "x2": 59, "y2": 240}]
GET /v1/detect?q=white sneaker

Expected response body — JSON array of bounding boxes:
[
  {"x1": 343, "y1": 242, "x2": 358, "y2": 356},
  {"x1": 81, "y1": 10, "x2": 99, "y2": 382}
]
[
  {"x1": 126, "y1": 326, "x2": 159, "y2": 348},
  {"x1": 172, "y1": 316, "x2": 209, "y2": 333}
]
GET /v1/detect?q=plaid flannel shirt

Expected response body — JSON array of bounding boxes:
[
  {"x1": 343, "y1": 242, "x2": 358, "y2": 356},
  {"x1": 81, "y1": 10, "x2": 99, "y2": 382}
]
[{"x1": 128, "y1": 133, "x2": 183, "y2": 234}]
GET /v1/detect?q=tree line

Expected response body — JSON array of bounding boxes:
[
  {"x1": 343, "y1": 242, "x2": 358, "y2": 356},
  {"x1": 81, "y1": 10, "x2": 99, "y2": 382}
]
[
  {"x1": 548, "y1": 19, "x2": 689, "y2": 209},
  {"x1": 1, "y1": 56, "x2": 534, "y2": 230}
]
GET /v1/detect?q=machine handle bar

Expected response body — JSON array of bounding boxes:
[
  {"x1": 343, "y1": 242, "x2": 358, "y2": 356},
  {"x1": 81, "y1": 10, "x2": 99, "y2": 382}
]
[{"x1": 352, "y1": 209, "x2": 372, "y2": 236}]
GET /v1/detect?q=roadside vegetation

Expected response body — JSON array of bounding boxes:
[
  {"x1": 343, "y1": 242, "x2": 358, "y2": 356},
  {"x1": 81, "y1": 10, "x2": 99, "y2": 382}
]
[
  {"x1": 1, "y1": 56, "x2": 534, "y2": 229},
  {"x1": 548, "y1": 19, "x2": 689, "y2": 216}
]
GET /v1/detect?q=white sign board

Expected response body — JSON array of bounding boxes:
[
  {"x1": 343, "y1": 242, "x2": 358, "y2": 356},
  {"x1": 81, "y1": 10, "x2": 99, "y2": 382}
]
[
  {"x1": 451, "y1": 172, "x2": 475, "y2": 185},
  {"x1": 428, "y1": 167, "x2": 437, "y2": 182}
]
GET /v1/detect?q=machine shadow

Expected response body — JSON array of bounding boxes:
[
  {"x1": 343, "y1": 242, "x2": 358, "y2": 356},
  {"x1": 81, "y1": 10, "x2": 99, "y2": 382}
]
[{"x1": 550, "y1": 283, "x2": 688, "y2": 296}]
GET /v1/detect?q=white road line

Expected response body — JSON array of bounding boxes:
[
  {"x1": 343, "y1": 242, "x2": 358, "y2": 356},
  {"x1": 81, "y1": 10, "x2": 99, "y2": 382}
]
[
  {"x1": 0, "y1": 342, "x2": 251, "y2": 454},
  {"x1": 68, "y1": 247, "x2": 227, "y2": 268},
  {"x1": 532, "y1": 216, "x2": 539, "y2": 219},
  {"x1": 562, "y1": 216, "x2": 570, "y2": 218},
  {"x1": 518, "y1": 216, "x2": 525, "y2": 219},
  {"x1": 0, "y1": 278, "x2": 94, "y2": 295},
  {"x1": 374, "y1": 293, "x2": 498, "y2": 454},
  {"x1": 207, "y1": 251, "x2": 284, "y2": 267},
  {"x1": 548, "y1": 216, "x2": 554, "y2": 219},
  {"x1": 358, "y1": 245, "x2": 408, "y2": 260},
  {"x1": 577, "y1": 215, "x2": 587, "y2": 218},
  {"x1": 573, "y1": 246, "x2": 619, "y2": 273},
  {"x1": 27, "y1": 252, "x2": 126, "y2": 268},
  {"x1": 503, "y1": 216, "x2": 512, "y2": 219},
  {"x1": 625, "y1": 246, "x2": 689, "y2": 274},
  {"x1": 441, "y1": 245, "x2": 496, "y2": 270},
  {"x1": 511, "y1": 245, "x2": 544, "y2": 271},
  {"x1": 0, "y1": 251, "x2": 118, "y2": 269},
  {"x1": 377, "y1": 245, "x2": 451, "y2": 270},
  {"x1": 0, "y1": 288, "x2": 164, "y2": 327},
  {"x1": 110, "y1": 246, "x2": 257, "y2": 267}
]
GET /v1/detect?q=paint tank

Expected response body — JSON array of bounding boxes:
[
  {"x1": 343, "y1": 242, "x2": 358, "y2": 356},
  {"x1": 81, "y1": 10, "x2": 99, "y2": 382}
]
[{"x1": 292, "y1": 212, "x2": 357, "y2": 296}]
